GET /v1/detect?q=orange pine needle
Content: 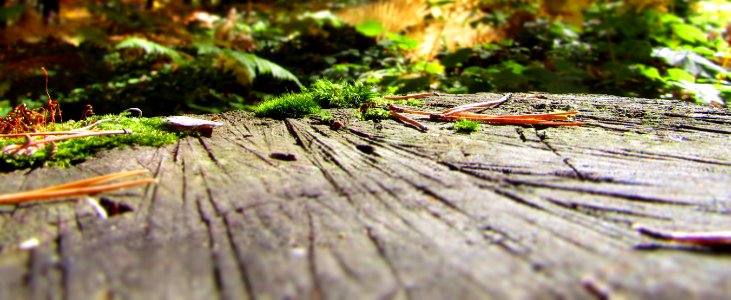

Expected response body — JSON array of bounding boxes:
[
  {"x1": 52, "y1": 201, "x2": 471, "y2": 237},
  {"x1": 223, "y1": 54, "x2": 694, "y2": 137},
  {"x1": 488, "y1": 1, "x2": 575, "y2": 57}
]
[
  {"x1": 33, "y1": 170, "x2": 150, "y2": 193},
  {"x1": 0, "y1": 170, "x2": 155, "y2": 204},
  {"x1": 433, "y1": 112, "x2": 582, "y2": 126},
  {"x1": 390, "y1": 110, "x2": 429, "y2": 131},
  {"x1": 386, "y1": 95, "x2": 581, "y2": 128},
  {"x1": 388, "y1": 104, "x2": 432, "y2": 115}
]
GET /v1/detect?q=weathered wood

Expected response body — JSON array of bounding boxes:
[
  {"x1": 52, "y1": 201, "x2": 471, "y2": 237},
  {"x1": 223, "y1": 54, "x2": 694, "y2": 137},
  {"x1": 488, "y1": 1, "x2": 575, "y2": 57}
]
[{"x1": 1, "y1": 93, "x2": 730, "y2": 299}]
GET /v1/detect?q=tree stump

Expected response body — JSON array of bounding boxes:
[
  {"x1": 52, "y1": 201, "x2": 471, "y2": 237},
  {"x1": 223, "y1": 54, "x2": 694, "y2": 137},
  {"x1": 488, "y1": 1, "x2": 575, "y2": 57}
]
[{"x1": 0, "y1": 93, "x2": 730, "y2": 299}]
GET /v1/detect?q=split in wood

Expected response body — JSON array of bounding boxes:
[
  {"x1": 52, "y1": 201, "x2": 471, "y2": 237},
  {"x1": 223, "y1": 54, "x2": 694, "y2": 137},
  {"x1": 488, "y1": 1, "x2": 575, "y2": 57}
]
[
  {"x1": 269, "y1": 152, "x2": 297, "y2": 161},
  {"x1": 0, "y1": 169, "x2": 155, "y2": 205},
  {"x1": 381, "y1": 93, "x2": 581, "y2": 131},
  {"x1": 634, "y1": 224, "x2": 731, "y2": 247}
]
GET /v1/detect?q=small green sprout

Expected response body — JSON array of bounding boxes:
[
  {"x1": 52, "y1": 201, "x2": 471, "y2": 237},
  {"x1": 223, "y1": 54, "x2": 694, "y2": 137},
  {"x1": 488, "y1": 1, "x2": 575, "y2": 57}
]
[
  {"x1": 454, "y1": 119, "x2": 480, "y2": 133},
  {"x1": 254, "y1": 93, "x2": 321, "y2": 119}
]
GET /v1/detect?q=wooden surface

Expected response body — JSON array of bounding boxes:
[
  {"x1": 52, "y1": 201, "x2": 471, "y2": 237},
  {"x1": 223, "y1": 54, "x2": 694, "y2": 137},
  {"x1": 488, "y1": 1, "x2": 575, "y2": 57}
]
[{"x1": 1, "y1": 93, "x2": 730, "y2": 299}]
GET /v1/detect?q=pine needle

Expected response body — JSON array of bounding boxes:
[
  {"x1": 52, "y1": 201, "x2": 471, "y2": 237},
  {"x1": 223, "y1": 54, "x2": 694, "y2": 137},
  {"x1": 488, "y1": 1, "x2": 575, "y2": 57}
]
[{"x1": 0, "y1": 170, "x2": 155, "y2": 204}]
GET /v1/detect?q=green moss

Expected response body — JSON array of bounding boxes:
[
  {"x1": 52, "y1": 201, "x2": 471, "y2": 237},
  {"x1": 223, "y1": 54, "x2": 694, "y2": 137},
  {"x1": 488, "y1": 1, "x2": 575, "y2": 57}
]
[
  {"x1": 307, "y1": 79, "x2": 377, "y2": 108},
  {"x1": 317, "y1": 111, "x2": 334, "y2": 122},
  {"x1": 362, "y1": 107, "x2": 391, "y2": 121},
  {"x1": 0, "y1": 115, "x2": 184, "y2": 170},
  {"x1": 404, "y1": 99, "x2": 424, "y2": 106},
  {"x1": 454, "y1": 119, "x2": 480, "y2": 133},
  {"x1": 254, "y1": 92, "x2": 321, "y2": 119}
]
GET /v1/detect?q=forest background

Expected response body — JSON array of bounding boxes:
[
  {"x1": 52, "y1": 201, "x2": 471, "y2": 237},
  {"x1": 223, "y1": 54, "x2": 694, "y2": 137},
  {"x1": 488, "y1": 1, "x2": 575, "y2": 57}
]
[{"x1": 1, "y1": 0, "x2": 730, "y2": 119}]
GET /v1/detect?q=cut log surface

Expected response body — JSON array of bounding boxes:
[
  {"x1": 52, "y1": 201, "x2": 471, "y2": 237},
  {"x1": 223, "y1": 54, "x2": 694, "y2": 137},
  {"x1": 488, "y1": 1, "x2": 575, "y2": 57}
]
[{"x1": 1, "y1": 93, "x2": 730, "y2": 299}]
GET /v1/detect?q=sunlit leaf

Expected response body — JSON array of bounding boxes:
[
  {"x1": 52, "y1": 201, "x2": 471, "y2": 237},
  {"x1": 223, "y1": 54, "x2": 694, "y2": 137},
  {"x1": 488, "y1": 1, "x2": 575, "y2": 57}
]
[
  {"x1": 666, "y1": 68, "x2": 695, "y2": 82},
  {"x1": 386, "y1": 33, "x2": 419, "y2": 50},
  {"x1": 225, "y1": 50, "x2": 301, "y2": 86},
  {"x1": 356, "y1": 20, "x2": 385, "y2": 37},
  {"x1": 632, "y1": 64, "x2": 663, "y2": 81},
  {"x1": 652, "y1": 47, "x2": 729, "y2": 78},
  {"x1": 414, "y1": 61, "x2": 445, "y2": 74},
  {"x1": 671, "y1": 23, "x2": 707, "y2": 44},
  {"x1": 671, "y1": 80, "x2": 724, "y2": 105}
]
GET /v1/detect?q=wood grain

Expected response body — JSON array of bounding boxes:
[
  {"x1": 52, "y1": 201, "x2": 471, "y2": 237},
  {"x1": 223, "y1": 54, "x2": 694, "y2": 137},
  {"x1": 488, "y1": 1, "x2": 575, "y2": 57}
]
[{"x1": 1, "y1": 93, "x2": 730, "y2": 299}]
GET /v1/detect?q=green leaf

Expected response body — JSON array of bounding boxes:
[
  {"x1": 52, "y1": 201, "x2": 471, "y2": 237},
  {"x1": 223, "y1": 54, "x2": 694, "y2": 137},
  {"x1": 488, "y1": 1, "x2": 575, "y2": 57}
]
[
  {"x1": 666, "y1": 68, "x2": 695, "y2": 82},
  {"x1": 116, "y1": 37, "x2": 187, "y2": 64},
  {"x1": 652, "y1": 47, "x2": 729, "y2": 78},
  {"x1": 386, "y1": 33, "x2": 419, "y2": 50},
  {"x1": 356, "y1": 20, "x2": 386, "y2": 37},
  {"x1": 441, "y1": 48, "x2": 473, "y2": 68},
  {"x1": 671, "y1": 23, "x2": 707, "y2": 44},
  {"x1": 0, "y1": 4, "x2": 26, "y2": 22},
  {"x1": 225, "y1": 50, "x2": 301, "y2": 86},
  {"x1": 670, "y1": 80, "x2": 724, "y2": 105},
  {"x1": 414, "y1": 61, "x2": 445, "y2": 74},
  {"x1": 632, "y1": 64, "x2": 663, "y2": 81},
  {"x1": 429, "y1": 0, "x2": 456, "y2": 7}
]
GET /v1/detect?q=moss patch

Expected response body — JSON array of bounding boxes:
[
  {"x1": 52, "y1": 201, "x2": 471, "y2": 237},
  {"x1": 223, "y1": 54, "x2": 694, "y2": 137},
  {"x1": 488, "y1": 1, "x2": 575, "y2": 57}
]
[
  {"x1": 254, "y1": 93, "x2": 321, "y2": 119},
  {"x1": 454, "y1": 119, "x2": 480, "y2": 133},
  {"x1": 0, "y1": 115, "x2": 184, "y2": 170},
  {"x1": 307, "y1": 79, "x2": 378, "y2": 108},
  {"x1": 362, "y1": 107, "x2": 391, "y2": 121}
]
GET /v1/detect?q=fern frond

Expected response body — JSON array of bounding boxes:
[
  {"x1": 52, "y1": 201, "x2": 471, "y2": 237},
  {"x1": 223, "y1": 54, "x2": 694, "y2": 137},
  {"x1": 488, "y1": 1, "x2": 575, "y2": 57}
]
[
  {"x1": 225, "y1": 50, "x2": 302, "y2": 86},
  {"x1": 116, "y1": 37, "x2": 188, "y2": 64}
]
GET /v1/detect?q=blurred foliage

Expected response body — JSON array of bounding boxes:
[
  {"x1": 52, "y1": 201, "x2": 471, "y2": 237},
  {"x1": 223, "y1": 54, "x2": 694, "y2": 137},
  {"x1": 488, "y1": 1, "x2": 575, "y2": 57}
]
[{"x1": 1, "y1": 0, "x2": 730, "y2": 120}]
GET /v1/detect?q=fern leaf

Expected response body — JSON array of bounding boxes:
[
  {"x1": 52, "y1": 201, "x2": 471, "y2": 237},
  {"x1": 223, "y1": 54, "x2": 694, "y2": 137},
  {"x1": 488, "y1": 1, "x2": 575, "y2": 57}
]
[
  {"x1": 225, "y1": 50, "x2": 301, "y2": 86},
  {"x1": 116, "y1": 37, "x2": 187, "y2": 64}
]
